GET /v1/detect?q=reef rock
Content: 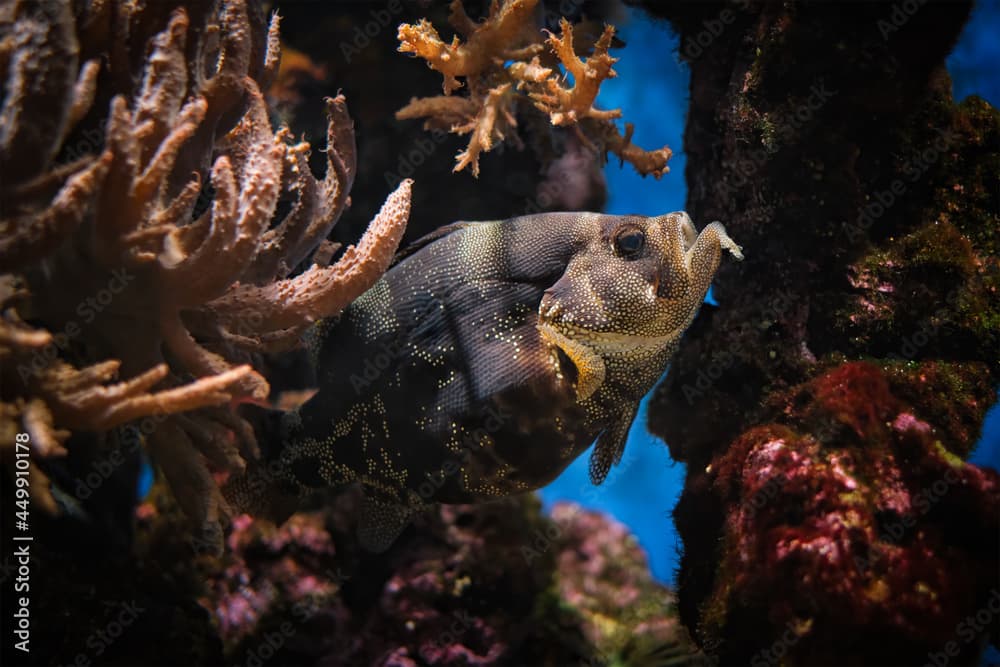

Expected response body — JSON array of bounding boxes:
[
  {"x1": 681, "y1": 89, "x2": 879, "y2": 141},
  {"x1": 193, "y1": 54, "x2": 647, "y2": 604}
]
[{"x1": 633, "y1": 0, "x2": 1000, "y2": 663}]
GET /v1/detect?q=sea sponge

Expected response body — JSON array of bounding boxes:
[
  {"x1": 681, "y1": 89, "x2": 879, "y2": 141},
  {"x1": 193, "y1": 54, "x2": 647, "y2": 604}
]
[{"x1": 0, "y1": 0, "x2": 411, "y2": 545}]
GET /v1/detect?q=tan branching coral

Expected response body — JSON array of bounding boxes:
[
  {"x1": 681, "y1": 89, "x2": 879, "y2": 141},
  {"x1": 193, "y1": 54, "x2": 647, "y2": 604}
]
[
  {"x1": 529, "y1": 19, "x2": 621, "y2": 126},
  {"x1": 0, "y1": 0, "x2": 411, "y2": 542},
  {"x1": 397, "y1": 0, "x2": 671, "y2": 178},
  {"x1": 398, "y1": 0, "x2": 540, "y2": 94}
]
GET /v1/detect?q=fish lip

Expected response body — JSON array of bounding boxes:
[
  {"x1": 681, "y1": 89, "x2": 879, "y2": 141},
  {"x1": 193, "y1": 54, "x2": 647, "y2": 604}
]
[
  {"x1": 537, "y1": 317, "x2": 682, "y2": 353},
  {"x1": 541, "y1": 300, "x2": 562, "y2": 321},
  {"x1": 653, "y1": 211, "x2": 696, "y2": 252}
]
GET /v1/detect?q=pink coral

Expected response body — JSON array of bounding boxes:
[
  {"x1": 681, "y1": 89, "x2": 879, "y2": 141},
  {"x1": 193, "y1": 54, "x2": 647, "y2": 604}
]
[{"x1": 194, "y1": 491, "x2": 698, "y2": 665}]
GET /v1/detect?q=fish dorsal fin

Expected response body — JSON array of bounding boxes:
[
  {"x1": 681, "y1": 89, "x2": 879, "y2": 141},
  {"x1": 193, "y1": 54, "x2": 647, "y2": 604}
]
[
  {"x1": 357, "y1": 492, "x2": 417, "y2": 552},
  {"x1": 390, "y1": 220, "x2": 479, "y2": 267},
  {"x1": 589, "y1": 403, "x2": 638, "y2": 485}
]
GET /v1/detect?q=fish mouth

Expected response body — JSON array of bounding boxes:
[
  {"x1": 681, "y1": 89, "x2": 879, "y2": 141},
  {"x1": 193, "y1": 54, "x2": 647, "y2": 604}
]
[
  {"x1": 536, "y1": 316, "x2": 680, "y2": 402},
  {"x1": 536, "y1": 287, "x2": 685, "y2": 401},
  {"x1": 541, "y1": 319, "x2": 677, "y2": 352},
  {"x1": 539, "y1": 297, "x2": 563, "y2": 322},
  {"x1": 537, "y1": 304, "x2": 684, "y2": 355},
  {"x1": 537, "y1": 320, "x2": 606, "y2": 402}
]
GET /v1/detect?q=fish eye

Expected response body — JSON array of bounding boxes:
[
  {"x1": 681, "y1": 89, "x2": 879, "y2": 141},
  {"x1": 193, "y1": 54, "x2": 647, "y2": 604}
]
[{"x1": 613, "y1": 226, "x2": 645, "y2": 259}]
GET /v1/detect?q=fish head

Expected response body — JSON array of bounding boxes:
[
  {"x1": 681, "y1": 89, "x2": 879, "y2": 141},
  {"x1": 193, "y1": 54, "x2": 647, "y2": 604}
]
[{"x1": 537, "y1": 212, "x2": 742, "y2": 400}]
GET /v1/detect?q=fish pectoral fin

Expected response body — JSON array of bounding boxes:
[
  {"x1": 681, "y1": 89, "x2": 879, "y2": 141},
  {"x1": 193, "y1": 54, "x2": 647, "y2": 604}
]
[
  {"x1": 357, "y1": 492, "x2": 416, "y2": 553},
  {"x1": 222, "y1": 465, "x2": 300, "y2": 524},
  {"x1": 538, "y1": 322, "x2": 605, "y2": 401},
  {"x1": 589, "y1": 403, "x2": 637, "y2": 486}
]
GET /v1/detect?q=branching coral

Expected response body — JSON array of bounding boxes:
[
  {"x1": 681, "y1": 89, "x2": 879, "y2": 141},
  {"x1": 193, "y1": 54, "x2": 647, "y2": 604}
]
[
  {"x1": 397, "y1": 0, "x2": 672, "y2": 178},
  {"x1": 528, "y1": 19, "x2": 621, "y2": 126},
  {"x1": 0, "y1": 0, "x2": 411, "y2": 544}
]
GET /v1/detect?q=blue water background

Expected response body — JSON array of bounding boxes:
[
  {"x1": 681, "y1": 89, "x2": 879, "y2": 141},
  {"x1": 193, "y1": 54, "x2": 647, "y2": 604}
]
[{"x1": 539, "y1": 1, "x2": 1000, "y2": 586}]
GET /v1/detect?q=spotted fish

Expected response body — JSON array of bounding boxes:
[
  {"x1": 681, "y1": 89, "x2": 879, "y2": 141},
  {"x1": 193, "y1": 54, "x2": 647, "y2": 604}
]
[{"x1": 224, "y1": 212, "x2": 742, "y2": 550}]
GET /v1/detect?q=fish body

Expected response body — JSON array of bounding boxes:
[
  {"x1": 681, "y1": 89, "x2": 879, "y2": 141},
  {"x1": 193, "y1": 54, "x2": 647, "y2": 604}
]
[{"x1": 225, "y1": 211, "x2": 742, "y2": 550}]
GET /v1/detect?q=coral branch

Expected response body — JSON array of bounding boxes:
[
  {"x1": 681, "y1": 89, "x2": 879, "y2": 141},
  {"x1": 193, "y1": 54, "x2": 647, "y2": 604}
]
[
  {"x1": 0, "y1": 1, "x2": 412, "y2": 533},
  {"x1": 147, "y1": 419, "x2": 230, "y2": 538},
  {"x1": 289, "y1": 94, "x2": 357, "y2": 270},
  {"x1": 454, "y1": 84, "x2": 516, "y2": 176},
  {"x1": 38, "y1": 362, "x2": 253, "y2": 431},
  {"x1": 260, "y1": 12, "x2": 282, "y2": 91},
  {"x1": 67, "y1": 59, "x2": 100, "y2": 129},
  {"x1": 396, "y1": 0, "x2": 670, "y2": 178},
  {"x1": 133, "y1": 10, "x2": 189, "y2": 154},
  {"x1": 398, "y1": 0, "x2": 538, "y2": 94},
  {"x1": 396, "y1": 95, "x2": 480, "y2": 130},
  {"x1": 23, "y1": 399, "x2": 69, "y2": 458},
  {"x1": 533, "y1": 20, "x2": 621, "y2": 125},
  {"x1": 0, "y1": 0, "x2": 78, "y2": 187},
  {"x1": 207, "y1": 178, "x2": 412, "y2": 333},
  {"x1": 601, "y1": 121, "x2": 672, "y2": 178},
  {"x1": 0, "y1": 151, "x2": 111, "y2": 270}
]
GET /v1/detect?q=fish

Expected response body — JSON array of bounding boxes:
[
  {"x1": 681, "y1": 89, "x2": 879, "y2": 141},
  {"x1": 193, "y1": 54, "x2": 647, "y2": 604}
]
[{"x1": 224, "y1": 211, "x2": 742, "y2": 551}]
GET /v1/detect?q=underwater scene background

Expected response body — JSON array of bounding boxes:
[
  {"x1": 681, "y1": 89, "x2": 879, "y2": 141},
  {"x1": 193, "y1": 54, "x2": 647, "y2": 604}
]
[
  {"x1": 540, "y1": 0, "x2": 1000, "y2": 586},
  {"x1": 1, "y1": 0, "x2": 998, "y2": 666}
]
